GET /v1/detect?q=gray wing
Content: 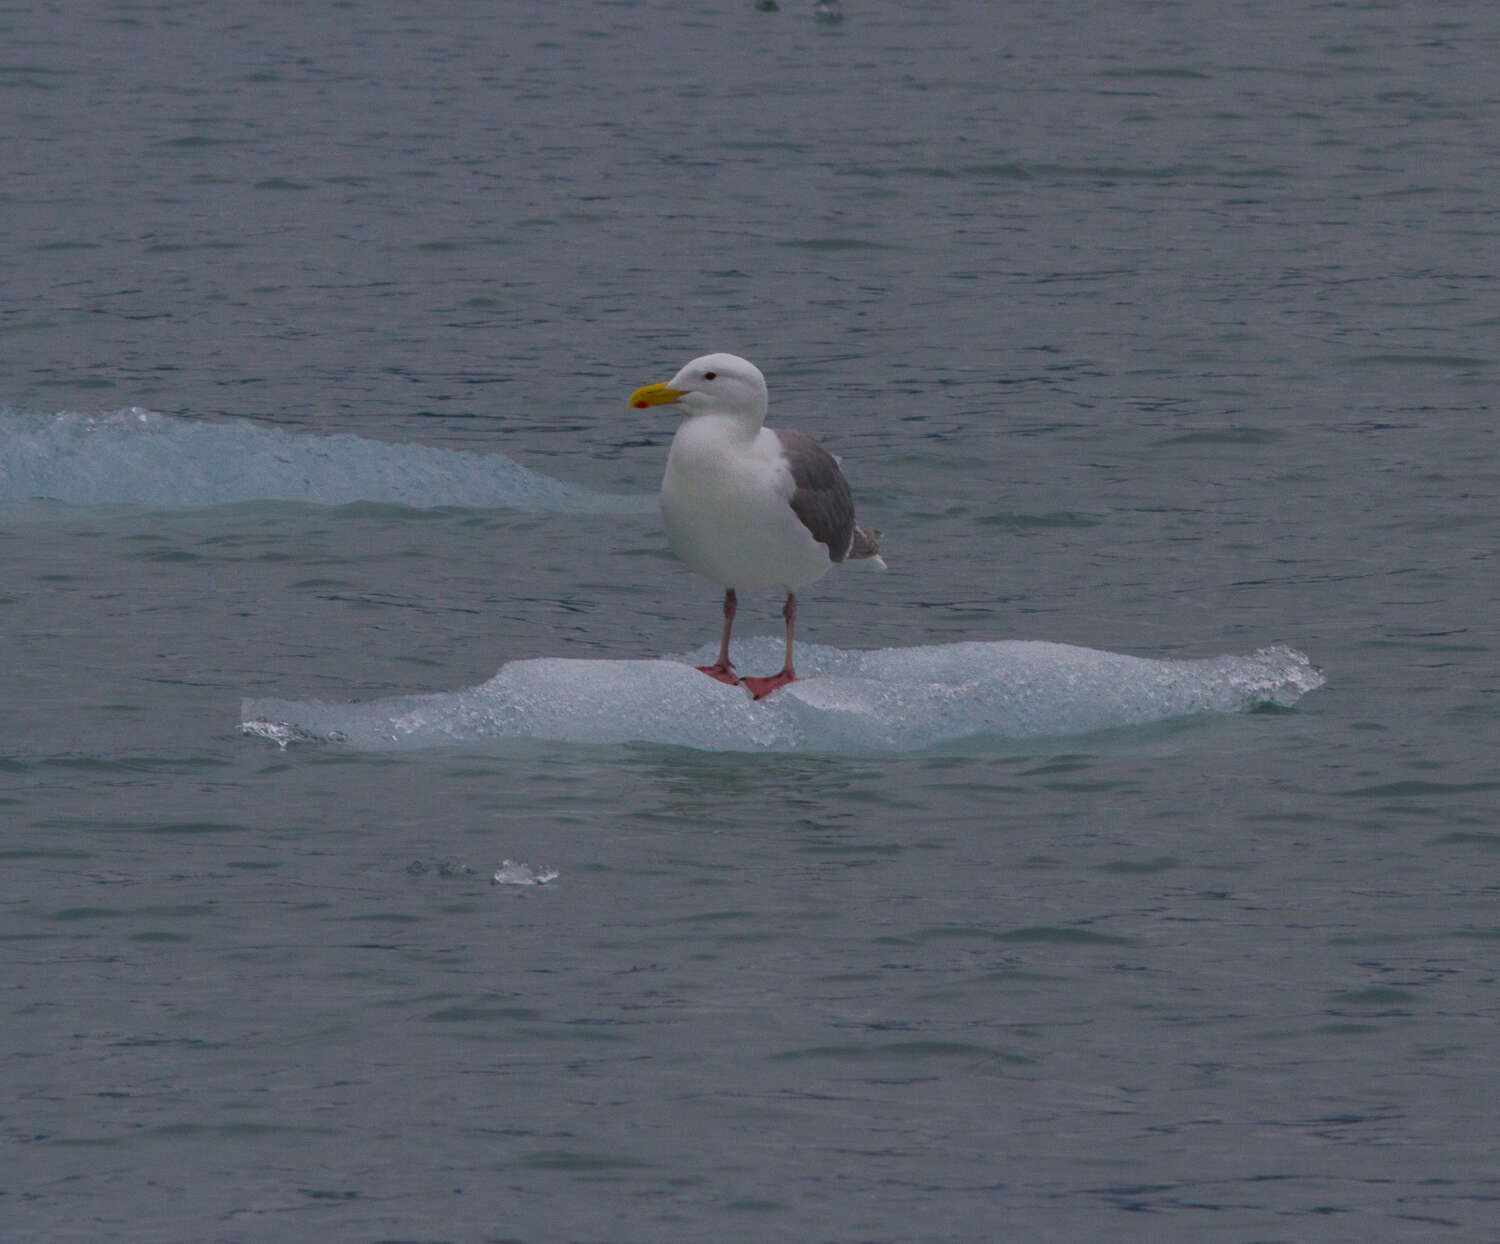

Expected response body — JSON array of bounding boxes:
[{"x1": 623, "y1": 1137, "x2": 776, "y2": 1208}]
[{"x1": 775, "y1": 427, "x2": 855, "y2": 563}]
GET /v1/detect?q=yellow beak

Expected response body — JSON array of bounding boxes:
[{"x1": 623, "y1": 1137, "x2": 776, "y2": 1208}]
[{"x1": 628, "y1": 382, "x2": 688, "y2": 410}]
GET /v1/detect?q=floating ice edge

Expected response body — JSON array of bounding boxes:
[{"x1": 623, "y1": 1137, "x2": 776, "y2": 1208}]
[
  {"x1": 0, "y1": 407, "x2": 651, "y2": 513},
  {"x1": 240, "y1": 637, "x2": 1326, "y2": 755}
]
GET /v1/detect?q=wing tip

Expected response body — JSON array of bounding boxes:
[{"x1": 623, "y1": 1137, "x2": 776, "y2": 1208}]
[{"x1": 849, "y1": 525, "x2": 885, "y2": 568}]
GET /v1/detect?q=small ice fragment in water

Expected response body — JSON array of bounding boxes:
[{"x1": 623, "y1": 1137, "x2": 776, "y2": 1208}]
[
  {"x1": 814, "y1": 0, "x2": 843, "y2": 22},
  {"x1": 492, "y1": 859, "x2": 559, "y2": 886}
]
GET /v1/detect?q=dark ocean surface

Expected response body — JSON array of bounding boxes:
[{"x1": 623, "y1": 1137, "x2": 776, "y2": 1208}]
[{"x1": 4, "y1": 1, "x2": 1497, "y2": 1240}]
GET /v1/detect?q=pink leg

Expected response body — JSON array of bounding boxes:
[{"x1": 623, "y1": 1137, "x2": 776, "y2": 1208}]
[
  {"x1": 742, "y1": 592, "x2": 798, "y2": 700},
  {"x1": 697, "y1": 588, "x2": 740, "y2": 685}
]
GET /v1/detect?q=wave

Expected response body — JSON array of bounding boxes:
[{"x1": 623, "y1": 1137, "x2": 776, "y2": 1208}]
[
  {"x1": 241, "y1": 637, "x2": 1325, "y2": 755},
  {"x1": 0, "y1": 407, "x2": 651, "y2": 513}
]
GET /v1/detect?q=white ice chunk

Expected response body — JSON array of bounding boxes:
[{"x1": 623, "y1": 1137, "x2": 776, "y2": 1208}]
[
  {"x1": 238, "y1": 719, "x2": 323, "y2": 750},
  {"x1": 0, "y1": 407, "x2": 650, "y2": 513},
  {"x1": 240, "y1": 637, "x2": 1325, "y2": 755},
  {"x1": 492, "y1": 860, "x2": 559, "y2": 886}
]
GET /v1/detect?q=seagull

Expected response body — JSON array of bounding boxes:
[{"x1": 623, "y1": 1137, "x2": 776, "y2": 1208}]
[{"x1": 629, "y1": 353, "x2": 882, "y2": 699}]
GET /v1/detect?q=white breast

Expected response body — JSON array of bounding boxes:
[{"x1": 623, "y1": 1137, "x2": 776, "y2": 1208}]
[{"x1": 660, "y1": 416, "x2": 835, "y2": 592}]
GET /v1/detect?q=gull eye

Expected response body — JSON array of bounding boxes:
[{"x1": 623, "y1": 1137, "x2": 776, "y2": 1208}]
[{"x1": 703, "y1": 370, "x2": 717, "y2": 381}]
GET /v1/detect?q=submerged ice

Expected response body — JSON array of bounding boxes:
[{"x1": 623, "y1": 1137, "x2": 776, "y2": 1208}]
[
  {"x1": 0, "y1": 407, "x2": 650, "y2": 513},
  {"x1": 240, "y1": 637, "x2": 1325, "y2": 754}
]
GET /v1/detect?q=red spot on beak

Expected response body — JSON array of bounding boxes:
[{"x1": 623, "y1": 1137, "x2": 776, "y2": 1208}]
[{"x1": 634, "y1": 400, "x2": 649, "y2": 408}]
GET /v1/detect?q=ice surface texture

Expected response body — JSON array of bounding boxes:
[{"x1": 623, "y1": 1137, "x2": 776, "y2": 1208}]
[
  {"x1": 492, "y1": 860, "x2": 560, "y2": 886},
  {"x1": 0, "y1": 408, "x2": 649, "y2": 513},
  {"x1": 242, "y1": 636, "x2": 1325, "y2": 755}
]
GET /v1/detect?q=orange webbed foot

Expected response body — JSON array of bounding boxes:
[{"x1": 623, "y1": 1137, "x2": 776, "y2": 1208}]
[
  {"x1": 740, "y1": 670, "x2": 796, "y2": 700},
  {"x1": 696, "y1": 662, "x2": 741, "y2": 687}
]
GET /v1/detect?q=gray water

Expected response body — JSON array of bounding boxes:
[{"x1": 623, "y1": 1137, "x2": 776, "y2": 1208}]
[{"x1": 4, "y1": 1, "x2": 1498, "y2": 1241}]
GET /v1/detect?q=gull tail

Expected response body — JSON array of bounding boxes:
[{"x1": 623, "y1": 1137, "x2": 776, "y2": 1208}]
[{"x1": 849, "y1": 525, "x2": 887, "y2": 570}]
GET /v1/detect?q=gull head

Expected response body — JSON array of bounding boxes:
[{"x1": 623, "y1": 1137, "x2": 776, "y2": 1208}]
[{"x1": 629, "y1": 353, "x2": 769, "y2": 424}]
